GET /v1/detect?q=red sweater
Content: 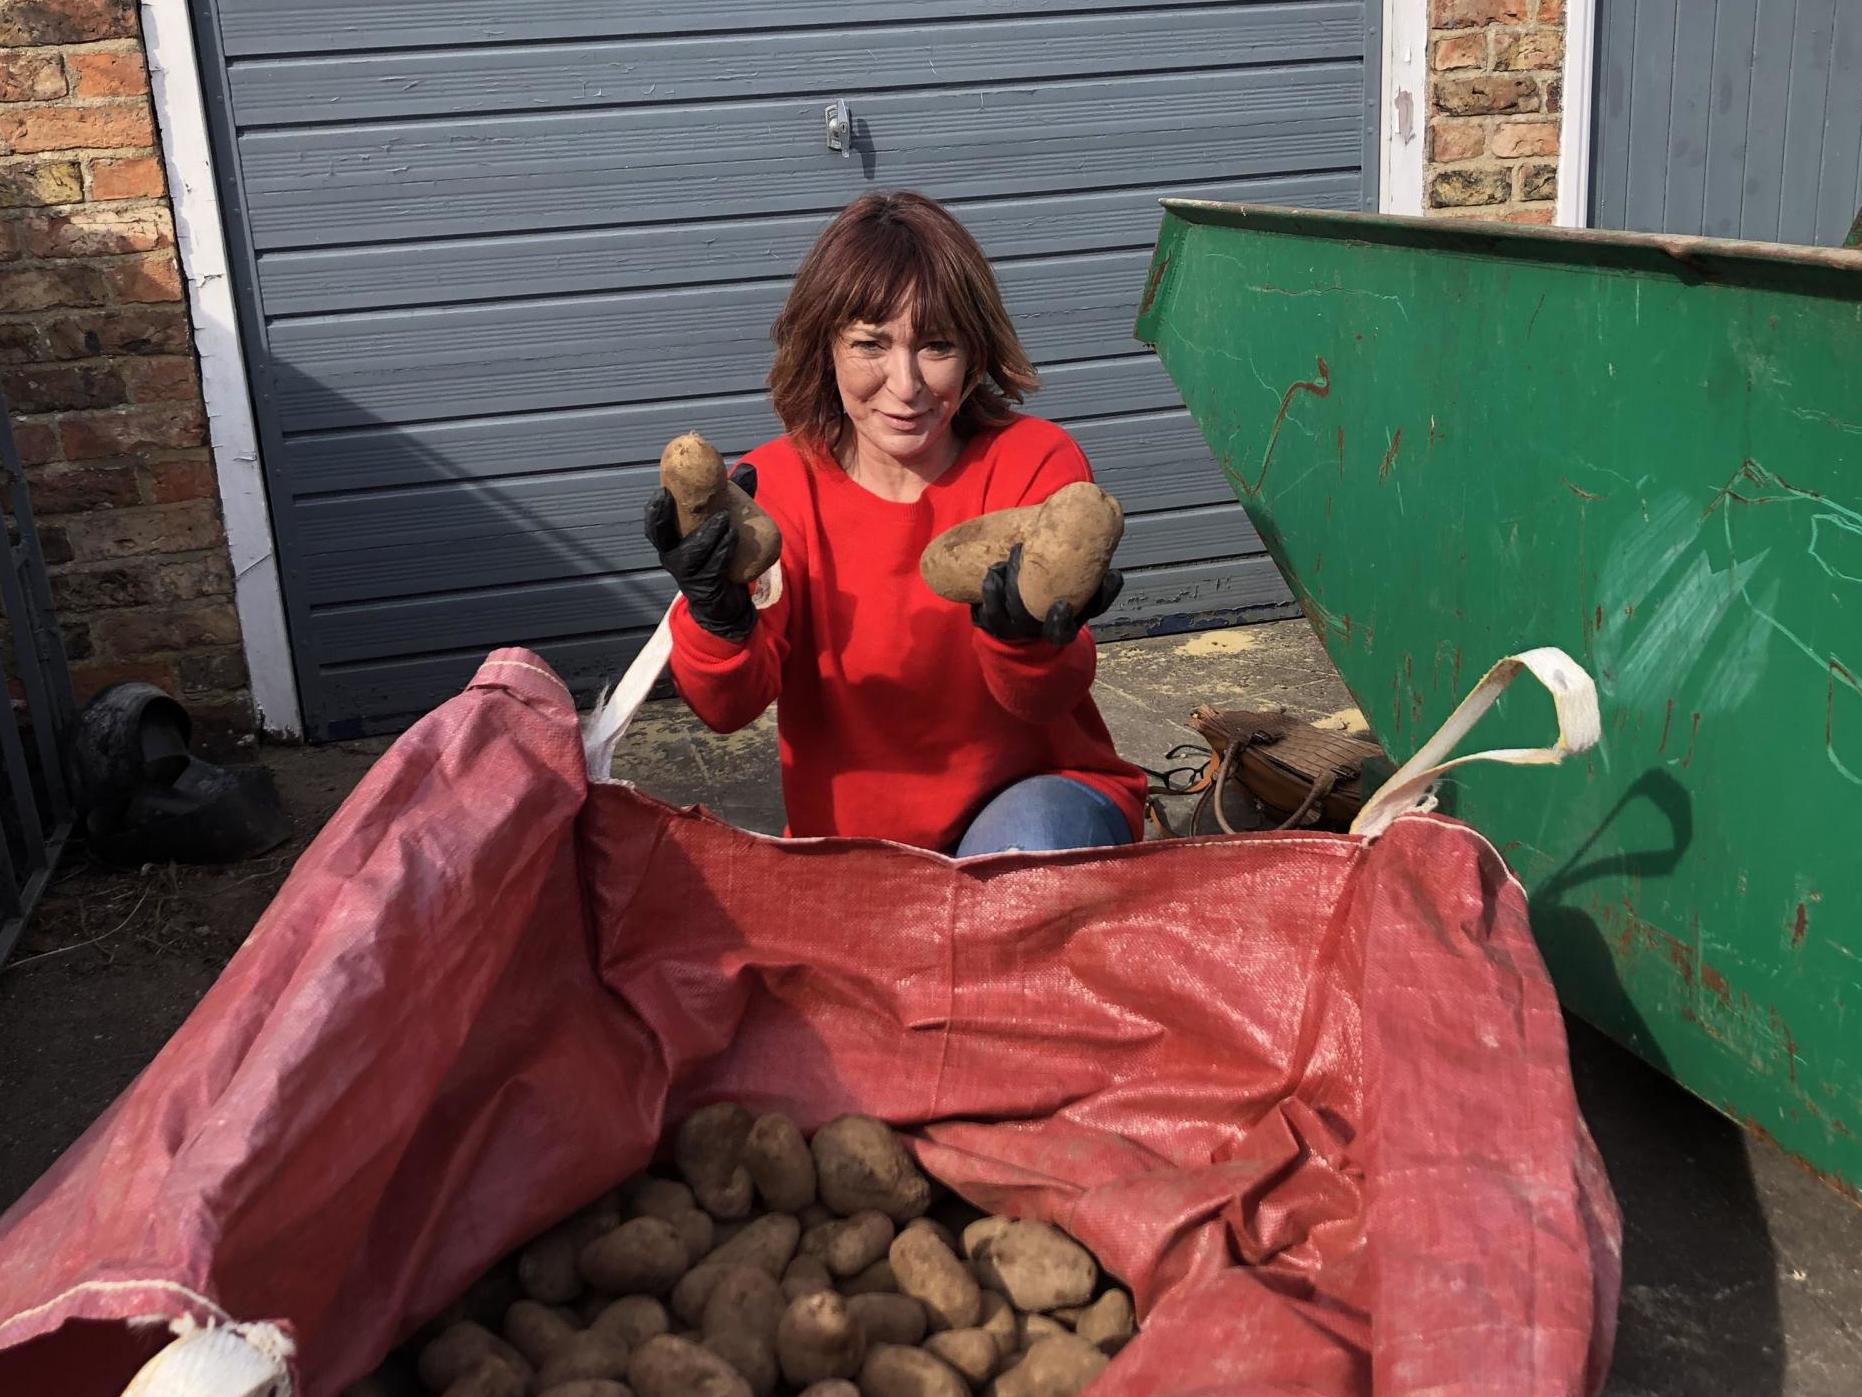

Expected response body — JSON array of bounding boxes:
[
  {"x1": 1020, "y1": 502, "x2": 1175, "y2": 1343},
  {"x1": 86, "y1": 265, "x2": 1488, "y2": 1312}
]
[{"x1": 668, "y1": 415, "x2": 1147, "y2": 850}]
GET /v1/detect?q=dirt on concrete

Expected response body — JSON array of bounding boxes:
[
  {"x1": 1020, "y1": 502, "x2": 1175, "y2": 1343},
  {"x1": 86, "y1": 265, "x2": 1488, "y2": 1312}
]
[{"x1": 0, "y1": 740, "x2": 387, "y2": 1207}]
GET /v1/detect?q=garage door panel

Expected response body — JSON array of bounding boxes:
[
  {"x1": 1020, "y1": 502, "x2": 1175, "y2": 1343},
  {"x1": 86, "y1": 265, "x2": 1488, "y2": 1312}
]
[
  {"x1": 307, "y1": 543, "x2": 1284, "y2": 673},
  {"x1": 267, "y1": 250, "x2": 1156, "y2": 432},
  {"x1": 230, "y1": 6, "x2": 1367, "y2": 126},
  {"x1": 237, "y1": 66, "x2": 1367, "y2": 248},
  {"x1": 278, "y1": 356, "x2": 1189, "y2": 495},
  {"x1": 308, "y1": 549, "x2": 1297, "y2": 735},
  {"x1": 292, "y1": 437, "x2": 1252, "y2": 606},
  {"x1": 256, "y1": 172, "x2": 1365, "y2": 316},
  {"x1": 217, "y1": 0, "x2": 1274, "y2": 59}
]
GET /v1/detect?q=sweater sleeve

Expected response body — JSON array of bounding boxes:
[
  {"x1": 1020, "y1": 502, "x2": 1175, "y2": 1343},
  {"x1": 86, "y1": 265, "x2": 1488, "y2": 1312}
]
[
  {"x1": 668, "y1": 589, "x2": 791, "y2": 733},
  {"x1": 970, "y1": 426, "x2": 1104, "y2": 721}
]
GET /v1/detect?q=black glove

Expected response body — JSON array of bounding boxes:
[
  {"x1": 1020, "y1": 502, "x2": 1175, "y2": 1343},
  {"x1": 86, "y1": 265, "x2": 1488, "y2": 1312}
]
[
  {"x1": 971, "y1": 543, "x2": 1124, "y2": 647},
  {"x1": 644, "y1": 465, "x2": 759, "y2": 643}
]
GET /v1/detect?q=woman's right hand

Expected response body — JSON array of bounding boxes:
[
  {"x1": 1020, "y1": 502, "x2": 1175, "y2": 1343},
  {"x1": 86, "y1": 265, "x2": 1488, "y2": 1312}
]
[{"x1": 644, "y1": 465, "x2": 759, "y2": 642}]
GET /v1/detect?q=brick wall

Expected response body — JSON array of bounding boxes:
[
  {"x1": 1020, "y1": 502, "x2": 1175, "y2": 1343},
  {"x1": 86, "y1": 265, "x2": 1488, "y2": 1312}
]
[
  {"x1": 1, "y1": 1, "x2": 252, "y2": 739},
  {"x1": 1427, "y1": 0, "x2": 1566, "y2": 224}
]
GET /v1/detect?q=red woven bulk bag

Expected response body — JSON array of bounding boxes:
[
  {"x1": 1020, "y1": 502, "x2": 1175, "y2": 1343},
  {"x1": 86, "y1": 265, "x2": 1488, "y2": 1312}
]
[{"x1": 0, "y1": 646, "x2": 1619, "y2": 1396}]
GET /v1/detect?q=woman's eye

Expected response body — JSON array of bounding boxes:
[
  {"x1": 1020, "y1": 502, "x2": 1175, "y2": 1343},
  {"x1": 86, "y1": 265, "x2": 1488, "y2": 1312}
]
[
  {"x1": 923, "y1": 340, "x2": 956, "y2": 356},
  {"x1": 850, "y1": 338, "x2": 882, "y2": 352}
]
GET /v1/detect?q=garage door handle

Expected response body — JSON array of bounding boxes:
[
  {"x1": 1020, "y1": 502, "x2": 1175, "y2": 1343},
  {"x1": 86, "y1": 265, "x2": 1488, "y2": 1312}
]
[{"x1": 825, "y1": 98, "x2": 852, "y2": 157}]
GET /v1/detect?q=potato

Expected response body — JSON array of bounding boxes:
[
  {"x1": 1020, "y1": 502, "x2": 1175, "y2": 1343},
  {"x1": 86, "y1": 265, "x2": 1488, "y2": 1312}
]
[
  {"x1": 535, "y1": 1384, "x2": 634, "y2": 1397},
  {"x1": 705, "y1": 1212, "x2": 802, "y2": 1278},
  {"x1": 1072, "y1": 1290, "x2": 1133, "y2": 1354},
  {"x1": 672, "y1": 1263, "x2": 735, "y2": 1328},
  {"x1": 711, "y1": 1218, "x2": 751, "y2": 1254},
  {"x1": 799, "y1": 1203, "x2": 836, "y2": 1232},
  {"x1": 845, "y1": 1293, "x2": 928, "y2": 1347},
  {"x1": 977, "y1": 1292, "x2": 1017, "y2": 1360},
  {"x1": 591, "y1": 1296, "x2": 671, "y2": 1350},
  {"x1": 580, "y1": 1217, "x2": 689, "y2": 1296},
  {"x1": 505, "y1": 1299, "x2": 579, "y2": 1367},
  {"x1": 777, "y1": 1291, "x2": 867, "y2": 1387},
  {"x1": 702, "y1": 1266, "x2": 785, "y2": 1345},
  {"x1": 418, "y1": 1322, "x2": 531, "y2": 1392},
  {"x1": 1011, "y1": 482, "x2": 1123, "y2": 617},
  {"x1": 800, "y1": 1384, "x2": 860, "y2": 1397},
  {"x1": 671, "y1": 1207, "x2": 717, "y2": 1261},
  {"x1": 923, "y1": 1329, "x2": 1000, "y2": 1386},
  {"x1": 676, "y1": 1103, "x2": 757, "y2": 1220},
  {"x1": 744, "y1": 1113, "x2": 817, "y2": 1212},
  {"x1": 823, "y1": 1211, "x2": 896, "y2": 1278},
  {"x1": 960, "y1": 1218, "x2": 1012, "y2": 1262},
  {"x1": 989, "y1": 1335, "x2": 1108, "y2": 1397},
  {"x1": 888, "y1": 1226, "x2": 979, "y2": 1332},
  {"x1": 811, "y1": 1116, "x2": 931, "y2": 1222},
  {"x1": 783, "y1": 1255, "x2": 835, "y2": 1302},
  {"x1": 969, "y1": 1223, "x2": 1096, "y2": 1313},
  {"x1": 856, "y1": 1344, "x2": 968, "y2": 1397},
  {"x1": 576, "y1": 1192, "x2": 626, "y2": 1243},
  {"x1": 659, "y1": 433, "x2": 782, "y2": 584},
  {"x1": 917, "y1": 504, "x2": 1040, "y2": 604},
  {"x1": 842, "y1": 1260, "x2": 897, "y2": 1296},
  {"x1": 537, "y1": 1333, "x2": 633, "y2": 1388},
  {"x1": 627, "y1": 1334, "x2": 753, "y2": 1397},
  {"x1": 1017, "y1": 1315, "x2": 1069, "y2": 1350},
  {"x1": 705, "y1": 1332, "x2": 780, "y2": 1397},
  {"x1": 520, "y1": 1224, "x2": 589, "y2": 1305},
  {"x1": 917, "y1": 483, "x2": 1122, "y2": 616},
  {"x1": 439, "y1": 1356, "x2": 526, "y2": 1397},
  {"x1": 624, "y1": 1177, "x2": 697, "y2": 1222},
  {"x1": 901, "y1": 1217, "x2": 959, "y2": 1256}
]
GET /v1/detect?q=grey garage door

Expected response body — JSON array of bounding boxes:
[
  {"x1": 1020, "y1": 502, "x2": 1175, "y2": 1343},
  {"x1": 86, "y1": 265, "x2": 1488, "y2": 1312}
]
[
  {"x1": 1591, "y1": 0, "x2": 1862, "y2": 244},
  {"x1": 193, "y1": 1, "x2": 1381, "y2": 739}
]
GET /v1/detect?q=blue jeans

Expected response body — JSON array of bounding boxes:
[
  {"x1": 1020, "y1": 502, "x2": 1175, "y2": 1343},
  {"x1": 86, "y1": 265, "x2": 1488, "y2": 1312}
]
[{"x1": 954, "y1": 775, "x2": 1134, "y2": 858}]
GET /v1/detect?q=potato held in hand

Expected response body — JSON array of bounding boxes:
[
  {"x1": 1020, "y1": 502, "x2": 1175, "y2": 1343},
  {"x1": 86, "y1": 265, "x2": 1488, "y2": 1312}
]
[
  {"x1": 660, "y1": 433, "x2": 782, "y2": 584},
  {"x1": 919, "y1": 482, "x2": 1123, "y2": 615}
]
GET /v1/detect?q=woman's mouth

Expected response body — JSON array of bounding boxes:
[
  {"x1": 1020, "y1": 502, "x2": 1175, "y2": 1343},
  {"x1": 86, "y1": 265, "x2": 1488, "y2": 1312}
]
[{"x1": 878, "y1": 409, "x2": 926, "y2": 431}]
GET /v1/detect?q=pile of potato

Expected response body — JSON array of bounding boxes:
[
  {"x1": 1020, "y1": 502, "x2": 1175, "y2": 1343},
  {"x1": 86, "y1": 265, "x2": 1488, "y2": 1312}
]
[{"x1": 356, "y1": 1108, "x2": 1133, "y2": 1397}]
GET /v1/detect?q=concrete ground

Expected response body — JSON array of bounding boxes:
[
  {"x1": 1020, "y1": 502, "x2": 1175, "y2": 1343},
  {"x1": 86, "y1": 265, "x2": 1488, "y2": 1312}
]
[{"x1": 2, "y1": 618, "x2": 1859, "y2": 1392}]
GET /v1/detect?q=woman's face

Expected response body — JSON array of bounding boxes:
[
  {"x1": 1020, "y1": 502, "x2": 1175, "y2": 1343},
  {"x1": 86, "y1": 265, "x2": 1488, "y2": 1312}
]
[{"x1": 831, "y1": 301, "x2": 970, "y2": 468}]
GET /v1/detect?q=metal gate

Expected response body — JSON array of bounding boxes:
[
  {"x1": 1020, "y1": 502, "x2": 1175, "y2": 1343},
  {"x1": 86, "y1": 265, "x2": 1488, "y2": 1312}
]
[
  {"x1": 0, "y1": 393, "x2": 77, "y2": 965},
  {"x1": 191, "y1": 0, "x2": 1382, "y2": 738},
  {"x1": 1591, "y1": 0, "x2": 1862, "y2": 245}
]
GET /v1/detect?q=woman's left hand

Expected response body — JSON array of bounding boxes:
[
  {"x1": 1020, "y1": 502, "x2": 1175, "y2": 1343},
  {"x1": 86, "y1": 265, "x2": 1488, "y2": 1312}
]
[{"x1": 971, "y1": 544, "x2": 1124, "y2": 647}]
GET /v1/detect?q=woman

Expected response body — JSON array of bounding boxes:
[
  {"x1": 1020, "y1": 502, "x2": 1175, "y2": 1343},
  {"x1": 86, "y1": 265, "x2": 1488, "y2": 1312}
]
[{"x1": 645, "y1": 191, "x2": 1146, "y2": 856}]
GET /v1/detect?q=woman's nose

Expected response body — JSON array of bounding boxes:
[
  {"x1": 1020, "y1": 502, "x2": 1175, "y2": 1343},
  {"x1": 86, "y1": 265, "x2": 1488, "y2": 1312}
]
[{"x1": 884, "y1": 346, "x2": 922, "y2": 401}]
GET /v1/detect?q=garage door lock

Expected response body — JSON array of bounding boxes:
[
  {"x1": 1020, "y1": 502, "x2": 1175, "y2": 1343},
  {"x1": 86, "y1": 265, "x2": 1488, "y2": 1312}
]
[{"x1": 824, "y1": 98, "x2": 852, "y2": 157}]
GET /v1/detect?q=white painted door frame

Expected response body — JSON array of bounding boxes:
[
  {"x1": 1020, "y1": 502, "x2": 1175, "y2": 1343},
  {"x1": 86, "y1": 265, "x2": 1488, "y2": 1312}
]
[
  {"x1": 1556, "y1": 0, "x2": 1599, "y2": 228},
  {"x1": 142, "y1": 1, "x2": 303, "y2": 739},
  {"x1": 1379, "y1": 0, "x2": 1429, "y2": 215},
  {"x1": 1380, "y1": 0, "x2": 1600, "y2": 228}
]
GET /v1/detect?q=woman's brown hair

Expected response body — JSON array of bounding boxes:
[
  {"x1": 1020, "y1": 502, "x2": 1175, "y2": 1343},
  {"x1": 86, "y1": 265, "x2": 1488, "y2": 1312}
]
[{"x1": 768, "y1": 191, "x2": 1039, "y2": 462}]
